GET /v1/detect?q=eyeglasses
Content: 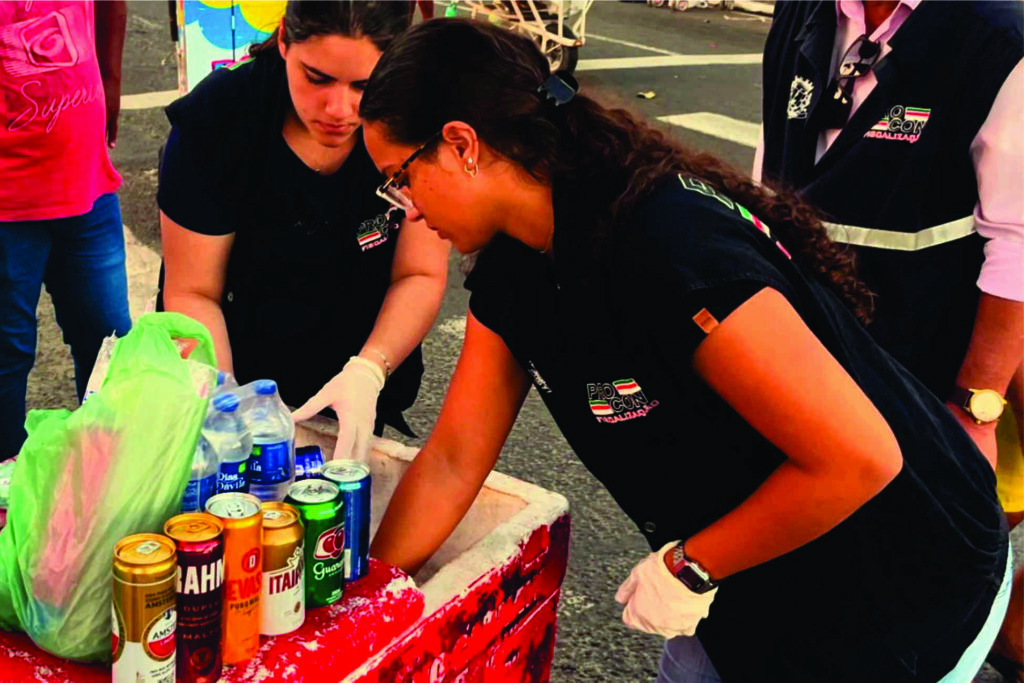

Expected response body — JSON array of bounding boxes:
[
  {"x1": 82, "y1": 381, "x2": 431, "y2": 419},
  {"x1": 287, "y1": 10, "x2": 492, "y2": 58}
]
[
  {"x1": 818, "y1": 34, "x2": 881, "y2": 130},
  {"x1": 375, "y1": 131, "x2": 443, "y2": 213}
]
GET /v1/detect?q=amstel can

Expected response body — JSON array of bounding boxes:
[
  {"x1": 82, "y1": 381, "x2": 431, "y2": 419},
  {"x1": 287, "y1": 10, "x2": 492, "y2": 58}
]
[
  {"x1": 284, "y1": 479, "x2": 345, "y2": 608},
  {"x1": 164, "y1": 513, "x2": 224, "y2": 683},
  {"x1": 112, "y1": 534, "x2": 177, "y2": 683},
  {"x1": 294, "y1": 445, "x2": 325, "y2": 481},
  {"x1": 322, "y1": 460, "x2": 372, "y2": 580},
  {"x1": 260, "y1": 502, "x2": 305, "y2": 635},
  {"x1": 205, "y1": 492, "x2": 262, "y2": 664}
]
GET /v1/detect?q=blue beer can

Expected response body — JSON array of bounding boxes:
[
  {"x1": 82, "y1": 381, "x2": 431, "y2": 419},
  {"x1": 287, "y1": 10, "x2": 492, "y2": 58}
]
[
  {"x1": 294, "y1": 445, "x2": 325, "y2": 481},
  {"x1": 321, "y1": 460, "x2": 371, "y2": 580}
]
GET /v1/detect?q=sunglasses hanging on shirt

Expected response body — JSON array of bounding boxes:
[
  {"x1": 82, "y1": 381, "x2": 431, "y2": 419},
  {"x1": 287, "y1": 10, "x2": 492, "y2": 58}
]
[{"x1": 817, "y1": 34, "x2": 882, "y2": 130}]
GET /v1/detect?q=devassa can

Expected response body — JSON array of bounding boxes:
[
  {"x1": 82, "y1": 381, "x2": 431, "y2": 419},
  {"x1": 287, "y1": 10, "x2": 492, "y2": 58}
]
[
  {"x1": 322, "y1": 460, "x2": 371, "y2": 580},
  {"x1": 260, "y1": 502, "x2": 305, "y2": 635},
  {"x1": 284, "y1": 479, "x2": 345, "y2": 608},
  {"x1": 205, "y1": 492, "x2": 262, "y2": 665},
  {"x1": 163, "y1": 513, "x2": 224, "y2": 683},
  {"x1": 112, "y1": 533, "x2": 177, "y2": 683},
  {"x1": 294, "y1": 445, "x2": 325, "y2": 481}
]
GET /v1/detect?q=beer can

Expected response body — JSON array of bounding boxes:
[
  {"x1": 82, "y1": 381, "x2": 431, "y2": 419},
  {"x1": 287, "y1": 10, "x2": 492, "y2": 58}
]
[
  {"x1": 284, "y1": 479, "x2": 345, "y2": 608},
  {"x1": 322, "y1": 460, "x2": 372, "y2": 580},
  {"x1": 294, "y1": 445, "x2": 325, "y2": 481},
  {"x1": 112, "y1": 534, "x2": 177, "y2": 683},
  {"x1": 164, "y1": 513, "x2": 224, "y2": 683},
  {"x1": 261, "y1": 502, "x2": 305, "y2": 635},
  {"x1": 205, "y1": 492, "x2": 262, "y2": 665}
]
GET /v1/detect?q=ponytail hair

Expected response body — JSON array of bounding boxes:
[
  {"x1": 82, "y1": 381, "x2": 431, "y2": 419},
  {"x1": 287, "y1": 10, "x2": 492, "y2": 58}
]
[{"x1": 362, "y1": 19, "x2": 874, "y2": 323}]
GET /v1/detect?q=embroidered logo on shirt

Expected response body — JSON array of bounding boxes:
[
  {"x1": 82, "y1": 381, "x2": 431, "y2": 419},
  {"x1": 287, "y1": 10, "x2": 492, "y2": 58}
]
[
  {"x1": 356, "y1": 207, "x2": 400, "y2": 251},
  {"x1": 587, "y1": 379, "x2": 659, "y2": 423},
  {"x1": 864, "y1": 105, "x2": 930, "y2": 143},
  {"x1": 677, "y1": 176, "x2": 793, "y2": 259},
  {"x1": 527, "y1": 361, "x2": 553, "y2": 395},
  {"x1": 787, "y1": 76, "x2": 814, "y2": 120}
]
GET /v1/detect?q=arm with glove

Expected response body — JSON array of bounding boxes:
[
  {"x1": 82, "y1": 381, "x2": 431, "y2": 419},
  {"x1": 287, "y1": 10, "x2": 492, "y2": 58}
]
[
  {"x1": 292, "y1": 217, "x2": 448, "y2": 462},
  {"x1": 616, "y1": 289, "x2": 903, "y2": 638}
]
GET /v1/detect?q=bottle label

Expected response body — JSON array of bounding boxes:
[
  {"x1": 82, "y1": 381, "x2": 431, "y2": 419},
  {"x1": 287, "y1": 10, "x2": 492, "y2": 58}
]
[
  {"x1": 217, "y1": 460, "x2": 249, "y2": 494},
  {"x1": 181, "y1": 474, "x2": 217, "y2": 513},
  {"x1": 249, "y1": 441, "x2": 292, "y2": 485}
]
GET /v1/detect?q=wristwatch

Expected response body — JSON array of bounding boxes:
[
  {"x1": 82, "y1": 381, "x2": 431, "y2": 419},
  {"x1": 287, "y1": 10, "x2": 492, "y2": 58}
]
[
  {"x1": 949, "y1": 386, "x2": 1007, "y2": 425},
  {"x1": 663, "y1": 543, "x2": 717, "y2": 594}
]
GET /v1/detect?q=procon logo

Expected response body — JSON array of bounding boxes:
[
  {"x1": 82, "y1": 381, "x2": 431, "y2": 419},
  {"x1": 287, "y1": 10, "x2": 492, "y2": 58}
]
[{"x1": 314, "y1": 525, "x2": 345, "y2": 561}]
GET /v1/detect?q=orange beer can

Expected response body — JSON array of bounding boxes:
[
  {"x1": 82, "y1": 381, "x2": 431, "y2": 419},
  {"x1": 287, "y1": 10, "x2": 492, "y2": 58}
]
[{"x1": 205, "y1": 492, "x2": 262, "y2": 664}]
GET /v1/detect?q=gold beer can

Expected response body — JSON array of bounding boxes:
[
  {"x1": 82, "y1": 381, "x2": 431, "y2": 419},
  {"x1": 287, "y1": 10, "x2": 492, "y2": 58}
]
[
  {"x1": 260, "y1": 502, "x2": 305, "y2": 635},
  {"x1": 112, "y1": 533, "x2": 177, "y2": 683}
]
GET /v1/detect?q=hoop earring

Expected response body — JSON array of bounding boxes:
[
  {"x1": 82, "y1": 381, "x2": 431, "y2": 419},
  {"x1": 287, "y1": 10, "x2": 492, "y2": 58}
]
[{"x1": 464, "y1": 157, "x2": 478, "y2": 177}]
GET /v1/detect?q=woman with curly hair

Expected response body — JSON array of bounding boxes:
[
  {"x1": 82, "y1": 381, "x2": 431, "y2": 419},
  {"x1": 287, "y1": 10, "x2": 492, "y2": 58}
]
[{"x1": 362, "y1": 19, "x2": 1010, "y2": 683}]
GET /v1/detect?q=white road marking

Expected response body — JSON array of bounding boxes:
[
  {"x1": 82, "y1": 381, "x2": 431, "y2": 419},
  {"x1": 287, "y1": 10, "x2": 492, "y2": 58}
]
[
  {"x1": 576, "y1": 53, "x2": 762, "y2": 71},
  {"x1": 121, "y1": 90, "x2": 178, "y2": 111},
  {"x1": 586, "y1": 33, "x2": 679, "y2": 56},
  {"x1": 658, "y1": 112, "x2": 759, "y2": 148}
]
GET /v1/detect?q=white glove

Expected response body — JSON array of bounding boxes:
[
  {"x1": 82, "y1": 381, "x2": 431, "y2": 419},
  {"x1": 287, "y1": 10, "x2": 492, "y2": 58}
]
[
  {"x1": 291, "y1": 356, "x2": 385, "y2": 463},
  {"x1": 614, "y1": 541, "x2": 718, "y2": 639}
]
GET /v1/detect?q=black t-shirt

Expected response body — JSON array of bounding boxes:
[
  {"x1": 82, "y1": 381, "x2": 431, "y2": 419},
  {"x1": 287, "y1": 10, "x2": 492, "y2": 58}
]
[
  {"x1": 157, "y1": 53, "x2": 421, "y2": 431},
  {"x1": 466, "y1": 175, "x2": 1006, "y2": 682}
]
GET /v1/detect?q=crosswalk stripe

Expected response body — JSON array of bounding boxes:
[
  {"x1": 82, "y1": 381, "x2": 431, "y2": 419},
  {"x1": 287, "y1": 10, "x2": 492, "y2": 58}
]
[
  {"x1": 586, "y1": 33, "x2": 679, "y2": 56},
  {"x1": 658, "y1": 112, "x2": 759, "y2": 148},
  {"x1": 576, "y1": 53, "x2": 762, "y2": 71},
  {"x1": 121, "y1": 89, "x2": 179, "y2": 110}
]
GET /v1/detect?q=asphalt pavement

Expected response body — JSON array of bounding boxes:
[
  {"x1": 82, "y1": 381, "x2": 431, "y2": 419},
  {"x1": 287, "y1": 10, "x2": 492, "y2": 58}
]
[{"x1": 25, "y1": 2, "x2": 1017, "y2": 681}]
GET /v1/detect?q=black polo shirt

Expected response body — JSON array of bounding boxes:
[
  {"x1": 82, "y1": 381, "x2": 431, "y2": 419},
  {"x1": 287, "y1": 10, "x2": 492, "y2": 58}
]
[
  {"x1": 466, "y1": 176, "x2": 1006, "y2": 682},
  {"x1": 157, "y1": 52, "x2": 421, "y2": 432}
]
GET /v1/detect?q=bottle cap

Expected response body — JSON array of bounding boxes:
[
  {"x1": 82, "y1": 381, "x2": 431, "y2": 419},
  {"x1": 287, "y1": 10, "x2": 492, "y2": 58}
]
[
  {"x1": 254, "y1": 379, "x2": 278, "y2": 396},
  {"x1": 213, "y1": 393, "x2": 239, "y2": 412}
]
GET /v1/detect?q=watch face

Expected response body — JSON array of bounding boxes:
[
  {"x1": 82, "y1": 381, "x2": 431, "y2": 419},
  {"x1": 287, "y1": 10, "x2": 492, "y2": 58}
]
[{"x1": 969, "y1": 390, "x2": 1005, "y2": 422}]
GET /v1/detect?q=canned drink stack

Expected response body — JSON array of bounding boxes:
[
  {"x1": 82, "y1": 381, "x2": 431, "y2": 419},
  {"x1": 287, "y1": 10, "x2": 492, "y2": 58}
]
[
  {"x1": 284, "y1": 479, "x2": 345, "y2": 608},
  {"x1": 261, "y1": 502, "x2": 305, "y2": 635},
  {"x1": 112, "y1": 534, "x2": 177, "y2": 683},
  {"x1": 205, "y1": 492, "x2": 262, "y2": 665},
  {"x1": 164, "y1": 513, "x2": 225, "y2": 683},
  {"x1": 322, "y1": 459, "x2": 372, "y2": 580}
]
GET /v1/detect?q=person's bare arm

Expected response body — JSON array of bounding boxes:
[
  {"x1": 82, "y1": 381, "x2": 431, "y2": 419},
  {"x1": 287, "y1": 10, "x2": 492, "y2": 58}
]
[
  {"x1": 160, "y1": 211, "x2": 235, "y2": 371},
  {"x1": 683, "y1": 287, "x2": 903, "y2": 580},
  {"x1": 94, "y1": 0, "x2": 126, "y2": 148},
  {"x1": 371, "y1": 312, "x2": 532, "y2": 575}
]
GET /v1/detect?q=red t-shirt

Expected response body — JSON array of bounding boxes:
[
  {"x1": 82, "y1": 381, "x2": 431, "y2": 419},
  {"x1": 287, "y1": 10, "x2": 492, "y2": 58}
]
[{"x1": 0, "y1": 0, "x2": 120, "y2": 221}]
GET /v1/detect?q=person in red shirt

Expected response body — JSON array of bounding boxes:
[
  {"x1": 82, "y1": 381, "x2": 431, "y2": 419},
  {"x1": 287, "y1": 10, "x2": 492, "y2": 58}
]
[{"x1": 0, "y1": 0, "x2": 130, "y2": 460}]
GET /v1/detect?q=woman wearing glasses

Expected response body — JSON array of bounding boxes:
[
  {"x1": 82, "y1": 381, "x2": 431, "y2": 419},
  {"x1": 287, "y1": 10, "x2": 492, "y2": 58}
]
[
  {"x1": 362, "y1": 20, "x2": 1010, "y2": 683},
  {"x1": 158, "y1": 1, "x2": 448, "y2": 460}
]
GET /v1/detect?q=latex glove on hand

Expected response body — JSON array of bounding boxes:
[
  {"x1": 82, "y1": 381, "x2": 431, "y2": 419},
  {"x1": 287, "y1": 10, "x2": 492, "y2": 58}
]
[
  {"x1": 615, "y1": 541, "x2": 718, "y2": 639},
  {"x1": 291, "y1": 356, "x2": 385, "y2": 463}
]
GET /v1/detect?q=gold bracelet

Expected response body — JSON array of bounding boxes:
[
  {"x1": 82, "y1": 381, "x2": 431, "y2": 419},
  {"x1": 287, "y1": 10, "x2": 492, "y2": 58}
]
[{"x1": 364, "y1": 348, "x2": 391, "y2": 381}]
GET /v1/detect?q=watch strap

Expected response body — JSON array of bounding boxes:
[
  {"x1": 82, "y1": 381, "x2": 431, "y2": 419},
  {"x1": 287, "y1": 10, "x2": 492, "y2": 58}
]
[
  {"x1": 948, "y1": 385, "x2": 973, "y2": 410},
  {"x1": 663, "y1": 543, "x2": 717, "y2": 593}
]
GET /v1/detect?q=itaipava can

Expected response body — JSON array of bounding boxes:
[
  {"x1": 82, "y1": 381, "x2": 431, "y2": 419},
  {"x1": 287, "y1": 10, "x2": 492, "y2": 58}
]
[
  {"x1": 322, "y1": 459, "x2": 371, "y2": 580},
  {"x1": 294, "y1": 445, "x2": 325, "y2": 481},
  {"x1": 164, "y1": 513, "x2": 224, "y2": 683},
  {"x1": 284, "y1": 479, "x2": 345, "y2": 608},
  {"x1": 112, "y1": 534, "x2": 177, "y2": 683},
  {"x1": 260, "y1": 502, "x2": 305, "y2": 635},
  {"x1": 205, "y1": 492, "x2": 262, "y2": 664}
]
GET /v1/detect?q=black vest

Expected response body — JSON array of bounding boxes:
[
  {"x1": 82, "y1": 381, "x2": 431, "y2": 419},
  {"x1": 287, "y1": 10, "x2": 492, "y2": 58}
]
[{"x1": 761, "y1": 0, "x2": 1022, "y2": 397}]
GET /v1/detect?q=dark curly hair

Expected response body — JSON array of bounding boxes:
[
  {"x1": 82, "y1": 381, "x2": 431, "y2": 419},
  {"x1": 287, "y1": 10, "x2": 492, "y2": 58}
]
[
  {"x1": 250, "y1": 0, "x2": 411, "y2": 56},
  {"x1": 361, "y1": 19, "x2": 874, "y2": 323}
]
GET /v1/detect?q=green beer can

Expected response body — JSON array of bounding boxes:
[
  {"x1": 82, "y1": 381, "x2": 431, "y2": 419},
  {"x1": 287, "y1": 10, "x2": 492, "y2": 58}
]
[{"x1": 283, "y1": 479, "x2": 345, "y2": 608}]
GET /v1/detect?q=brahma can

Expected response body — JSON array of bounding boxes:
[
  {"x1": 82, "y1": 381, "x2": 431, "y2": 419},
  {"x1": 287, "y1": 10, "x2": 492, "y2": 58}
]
[
  {"x1": 284, "y1": 479, "x2": 345, "y2": 607},
  {"x1": 205, "y1": 492, "x2": 262, "y2": 664},
  {"x1": 322, "y1": 460, "x2": 372, "y2": 580},
  {"x1": 112, "y1": 534, "x2": 177, "y2": 683},
  {"x1": 260, "y1": 502, "x2": 305, "y2": 635},
  {"x1": 164, "y1": 513, "x2": 224, "y2": 683}
]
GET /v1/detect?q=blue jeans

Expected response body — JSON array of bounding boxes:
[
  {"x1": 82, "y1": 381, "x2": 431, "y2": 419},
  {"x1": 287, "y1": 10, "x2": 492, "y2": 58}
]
[
  {"x1": 0, "y1": 193, "x2": 131, "y2": 460},
  {"x1": 656, "y1": 547, "x2": 1015, "y2": 683}
]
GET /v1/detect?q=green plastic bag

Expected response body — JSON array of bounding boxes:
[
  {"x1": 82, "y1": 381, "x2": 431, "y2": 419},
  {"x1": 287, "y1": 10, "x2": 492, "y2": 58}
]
[{"x1": 0, "y1": 313, "x2": 216, "y2": 662}]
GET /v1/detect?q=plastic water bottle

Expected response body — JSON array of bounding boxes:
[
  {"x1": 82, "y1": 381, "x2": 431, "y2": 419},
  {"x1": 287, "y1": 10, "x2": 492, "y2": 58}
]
[
  {"x1": 209, "y1": 393, "x2": 253, "y2": 495},
  {"x1": 246, "y1": 380, "x2": 295, "y2": 502},
  {"x1": 181, "y1": 434, "x2": 217, "y2": 513}
]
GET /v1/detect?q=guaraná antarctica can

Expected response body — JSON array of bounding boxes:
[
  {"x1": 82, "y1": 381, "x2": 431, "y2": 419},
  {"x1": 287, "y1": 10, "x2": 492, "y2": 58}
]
[
  {"x1": 294, "y1": 445, "x2": 325, "y2": 481},
  {"x1": 322, "y1": 460, "x2": 372, "y2": 580},
  {"x1": 112, "y1": 533, "x2": 177, "y2": 683},
  {"x1": 164, "y1": 513, "x2": 225, "y2": 683},
  {"x1": 205, "y1": 492, "x2": 262, "y2": 665},
  {"x1": 260, "y1": 502, "x2": 305, "y2": 635},
  {"x1": 284, "y1": 479, "x2": 345, "y2": 608}
]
